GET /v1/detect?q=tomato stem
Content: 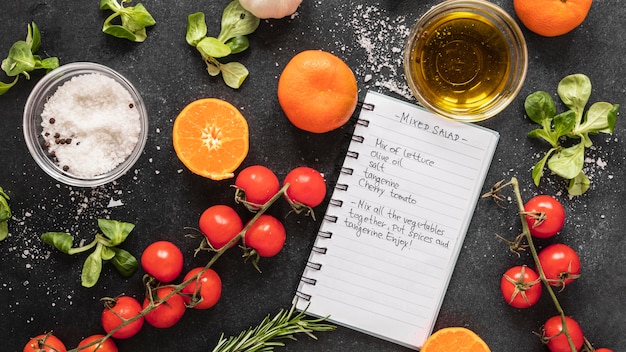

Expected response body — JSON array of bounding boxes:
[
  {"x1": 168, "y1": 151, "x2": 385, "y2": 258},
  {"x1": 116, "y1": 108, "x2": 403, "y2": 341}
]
[
  {"x1": 507, "y1": 177, "x2": 579, "y2": 352},
  {"x1": 68, "y1": 183, "x2": 293, "y2": 352}
]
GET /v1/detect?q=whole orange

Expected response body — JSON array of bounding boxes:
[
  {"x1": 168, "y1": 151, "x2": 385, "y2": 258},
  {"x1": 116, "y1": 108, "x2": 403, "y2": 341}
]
[
  {"x1": 278, "y1": 50, "x2": 358, "y2": 133},
  {"x1": 514, "y1": 0, "x2": 592, "y2": 37}
]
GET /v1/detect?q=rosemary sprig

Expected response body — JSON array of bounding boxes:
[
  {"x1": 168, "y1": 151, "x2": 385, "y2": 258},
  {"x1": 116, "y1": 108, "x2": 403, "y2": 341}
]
[{"x1": 211, "y1": 302, "x2": 336, "y2": 352}]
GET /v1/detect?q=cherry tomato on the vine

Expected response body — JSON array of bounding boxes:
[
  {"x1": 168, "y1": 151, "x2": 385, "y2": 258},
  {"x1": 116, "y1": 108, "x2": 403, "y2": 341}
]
[
  {"x1": 235, "y1": 165, "x2": 280, "y2": 207},
  {"x1": 23, "y1": 334, "x2": 67, "y2": 352},
  {"x1": 199, "y1": 205, "x2": 243, "y2": 249},
  {"x1": 244, "y1": 214, "x2": 286, "y2": 257},
  {"x1": 77, "y1": 334, "x2": 118, "y2": 352},
  {"x1": 101, "y1": 296, "x2": 144, "y2": 339},
  {"x1": 538, "y1": 243, "x2": 581, "y2": 287},
  {"x1": 141, "y1": 241, "x2": 184, "y2": 283},
  {"x1": 181, "y1": 267, "x2": 222, "y2": 309},
  {"x1": 524, "y1": 195, "x2": 565, "y2": 238},
  {"x1": 500, "y1": 265, "x2": 542, "y2": 309},
  {"x1": 283, "y1": 166, "x2": 326, "y2": 208},
  {"x1": 542, "y1": 315, "x2": 584, "y2": 352},
  {"x1": 143, "y1": 286, "x2": 186, "y2": 328}
]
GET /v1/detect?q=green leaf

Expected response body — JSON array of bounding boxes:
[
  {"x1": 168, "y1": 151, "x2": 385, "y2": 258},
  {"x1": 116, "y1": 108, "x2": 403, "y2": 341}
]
[
  {"x1": 524, "y1": 91, "x2": 556, "y2": 125},
  {"x1": 197, "y1": 37, "x2": 232, "y2": 59},
  {"x1": 124, "y1": 3, "x2": 156, "y2": 28},
  {"x1": 1, "y1": 41, "x2": 36, "y2": 76},
  {"x1": 186, "y1": 12, "x2": 208, "y2": 46},
  {"x1": 101, "y1": 246, "x2": 117, "y2": 261},
  {"x1": 103, "y1": 23, "x2": 139, "y2": 41},
  {"x1": 547, "y1": 143, "x2": 585, "y2": 179},
  {"x1": 110, "y1": 247, "x2": 139, "y2": 277},
  {"x1": 225, "y1": 36, "x2": 250, "y2": 54},
  {"x1": 598, "y1": 104, "x2": 620, "y2": 134},
  {"x1": 101, "y1": 1, "x2": 155, "y2": 42},
  {"x1": 206, "y1": 61, "x2": 221, "y2": 76},
  {"x1": 98, "y1": 219, "x2": 135, "y2": 246},
  {"x1": 99, "y1": 0, "x2": 120, "y2": 11},
  {"x1": 220, "y1": 61, "x2": 249, "y2": 89},
  {"x1": 531, "y1": 149, "x2": 555, "y2": 186},
  {"x1": 0, "y1": 77, "x2": 19, "y2": 95},
  {"x1": 568, "y1": 172, "x2": 590, "y2": 196},
  {"x1": 558, "y1": 74, "x2": 591, "y2": 125},
  {"x1": 26, "y1": 22, "x2": 41, "y2": 53},
  {"x1": 0, "y1": 187, "x2": 11, "y2": 223},
  {"x1": 35, "y1": 57, "x2": 60, "y2": 72},
  {"x1": 0, "y1": 221, "x2": 7, "y2": 241},
  {"x1": 575, "y1": 102, "x2": 618, "y2": 135},
  {"x1": 553, "y1": 110, "x2": 576, "y2": 138},
  {"x1": 82, "y1": 244, "x2": 103, "y2": 288},
  {"x1": 217, "y1": 0, "x2": 260, "y2": 43},
  {"x1": 41, "y1": 232, "x2": 74, "y2": 254}
]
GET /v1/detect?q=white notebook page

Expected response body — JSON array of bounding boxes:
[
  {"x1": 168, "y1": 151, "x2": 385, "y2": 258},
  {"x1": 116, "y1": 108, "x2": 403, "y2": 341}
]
[{"x1": 294, "y1": 91, "x2": 499, "y2": 349}]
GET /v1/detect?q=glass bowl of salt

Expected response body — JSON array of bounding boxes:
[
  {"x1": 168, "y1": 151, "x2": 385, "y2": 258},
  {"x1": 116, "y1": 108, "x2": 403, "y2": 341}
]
[{"x1": 23, "y1": 62, "x2": 148, "y2": 187}]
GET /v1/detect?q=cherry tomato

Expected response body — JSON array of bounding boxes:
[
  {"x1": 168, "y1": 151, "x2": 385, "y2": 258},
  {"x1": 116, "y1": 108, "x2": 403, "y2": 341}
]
[
  {"x1": 244, "y1": 215, "x2": 286, "y2": 257},
  {"x1": 524, "y1": 195, "x2": 565, "y2": 238},
  {"x1": 77, "y1": 334, "x2": 118, "y2": 352},
  {"x1": 101, "y1": 296, "x2": 144, "y2": 339},
  {"x1": 23, "y1": 333, "x2": 67, "y2": 352},
  {"x1": 500, "y1": 265, "x2": 542, "y2": 309},
  {"x1": 595, "y1": 349, "x2": 614, "y2": 352},
  {"x1": 199, "y1": 205, "x2": 243, "y2": 249},
  {"x1": 181, "y1": 267, "x2": 222, "y2": 309},
  {"x1": 143, "y1": 286, "x2": 186, "y2": 328},
  {"x1": 141, "y1": 241, "x2": 184, "y2": 283},
  {"x1": 542, "y1": 315, "x2": 584, "y2": 352},
  {"x1": 283, "y1": 167, "x2": 326, "y2": 208},
  {"x1": 538, "y1": 243, "x2": 581, "y2": 287},
  {"x1": 235, "y1": 165, "x2": 280, "y2": 207}
]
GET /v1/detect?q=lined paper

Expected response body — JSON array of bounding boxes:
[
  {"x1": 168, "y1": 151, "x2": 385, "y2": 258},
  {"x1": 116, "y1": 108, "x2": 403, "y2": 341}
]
[{"x1": 294, "y1": 91, "x2": 499, "y2": 349}]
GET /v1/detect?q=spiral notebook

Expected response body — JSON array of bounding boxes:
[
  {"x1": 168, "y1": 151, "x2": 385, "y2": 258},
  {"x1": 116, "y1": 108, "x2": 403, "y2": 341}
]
[{"x1": 294, "y1": 91, "x2": 499, "y2": 349}]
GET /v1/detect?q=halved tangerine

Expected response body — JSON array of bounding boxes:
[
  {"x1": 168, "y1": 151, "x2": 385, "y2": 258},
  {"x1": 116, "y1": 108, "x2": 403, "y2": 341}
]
[
  {"x1": 172, "y1": 98, "x2": 249, "y2": 180},
  {"x1": 420, "y1": 327, "x2": 491, "y2": 352}
]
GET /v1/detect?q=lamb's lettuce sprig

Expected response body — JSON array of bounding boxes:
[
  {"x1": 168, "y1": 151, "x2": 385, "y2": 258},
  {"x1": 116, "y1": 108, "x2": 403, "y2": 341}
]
[{"x1": 526, "y1": 74, "x2": 619, "y2": 196}]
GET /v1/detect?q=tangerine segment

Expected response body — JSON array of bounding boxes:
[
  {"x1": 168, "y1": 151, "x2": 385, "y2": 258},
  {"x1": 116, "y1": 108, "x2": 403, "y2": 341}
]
[
  {"x1": 278, "y1": 50, "x2": 358, "y2": 133},
  {"x1": 513, "y1": 0, "x2": 592, "y2": 37},
  {"x1": 420, "y1": 327, "x2": 491, "y2": 352},
  {"x1": 173, "y1": 98, "x2": 249, "y2": 180}
]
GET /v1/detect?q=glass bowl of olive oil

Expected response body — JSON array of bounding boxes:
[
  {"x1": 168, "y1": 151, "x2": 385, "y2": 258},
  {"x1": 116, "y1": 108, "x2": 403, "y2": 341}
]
[{"x1": 404, "y1": 0, "x2": 527, "y2": 121}]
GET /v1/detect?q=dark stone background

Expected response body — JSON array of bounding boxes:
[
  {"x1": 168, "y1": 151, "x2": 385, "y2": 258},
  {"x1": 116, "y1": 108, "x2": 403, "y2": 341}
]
[{"x1": 1, "y1": 0, "x2": 624, "y2": 351}]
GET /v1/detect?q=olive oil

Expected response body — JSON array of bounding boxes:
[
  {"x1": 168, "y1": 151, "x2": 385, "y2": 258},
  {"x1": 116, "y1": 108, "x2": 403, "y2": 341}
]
[{"x1": 407, "y1": 11, "x2": 511, "y2": 114}]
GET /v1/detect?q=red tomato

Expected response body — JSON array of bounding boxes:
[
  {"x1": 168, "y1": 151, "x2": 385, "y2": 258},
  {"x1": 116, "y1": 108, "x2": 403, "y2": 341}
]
[
  {"x1": 538, "y1": 243, "x2": 581, "y2": 287},
  {"x1": 500, "y1": 265, "x2": 542, "y2": 308},
  {"x1": 141, "y1": 241, "x2": 184, "y2": 283},
  {"x1": 199, "y1": 205, "x2": 243, "y2": 249},
  {"x1": 244, "y1": 215, "x2": 286, "y2": 257},
  {"x1": 101, "y1": 296, "x2": 144, "y2": 339},
  {"x1": 542, "y1": 315, "x2": 584, "y2": 352},
  {"x1": 283, "y1": 167, "x2": 326, "y2": 208},
  {"x1": 77, "y1": 334, "x2": 118, "y2": 352},
  {"x1": 143, "y1": 287, "x2": 186, "y2": 328},
  {"x1": 524, "y1": 195, "x2": 565, "y2": 238},
  {"x1": 595, "y1": 349, "x2": 614, "y2": 352},
  {"x1": 235, "y1": 165, "x2": 280, "y2": 207},
  {"x1": 23, "y1": 334, "x2": 67, "y2": 352},
  {"x1": 181, "y1": 267, "x2": 222, "y2": 309}
]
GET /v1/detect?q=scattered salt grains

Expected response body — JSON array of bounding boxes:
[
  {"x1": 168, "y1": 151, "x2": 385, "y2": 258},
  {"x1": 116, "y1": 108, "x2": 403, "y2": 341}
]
[{"x1": 40, "y1": 73, "x2": 141, "y2": 178}]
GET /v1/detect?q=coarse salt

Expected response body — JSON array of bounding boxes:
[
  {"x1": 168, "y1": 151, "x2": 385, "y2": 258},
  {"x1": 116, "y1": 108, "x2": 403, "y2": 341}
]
[{"x1": 40, "y1": 73, "x2": 141, "y2": 178}]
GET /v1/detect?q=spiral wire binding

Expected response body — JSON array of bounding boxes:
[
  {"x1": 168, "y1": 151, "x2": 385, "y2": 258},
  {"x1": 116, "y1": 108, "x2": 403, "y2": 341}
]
[{"x1": 297, "y1": 101, "x2": 373, "y2": 302}]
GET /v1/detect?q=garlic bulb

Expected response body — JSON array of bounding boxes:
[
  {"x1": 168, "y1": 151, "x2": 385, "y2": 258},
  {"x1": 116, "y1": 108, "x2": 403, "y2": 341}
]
[{"x1": 239, "y1": 0, "x2": 302, "y2": 19}]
